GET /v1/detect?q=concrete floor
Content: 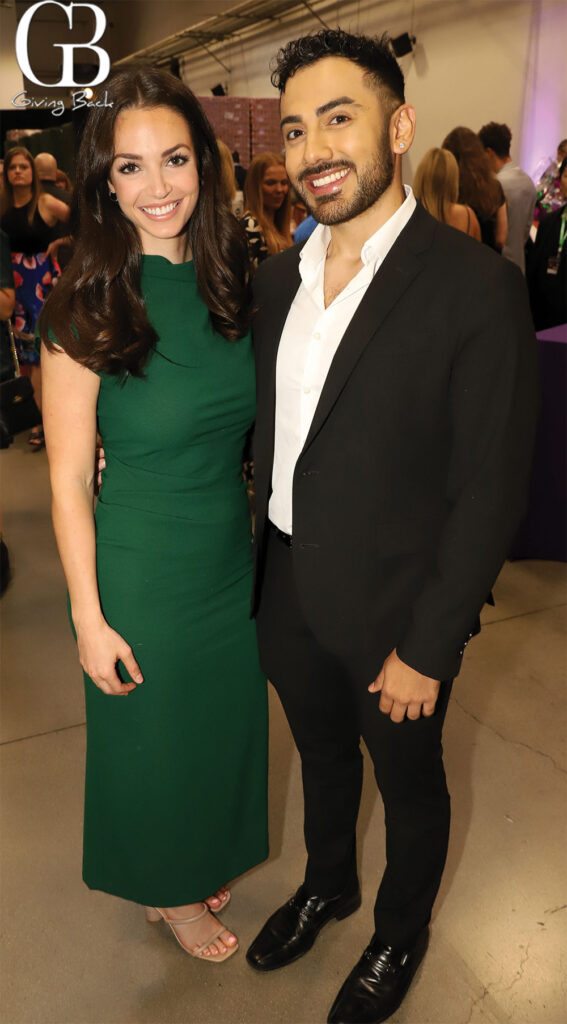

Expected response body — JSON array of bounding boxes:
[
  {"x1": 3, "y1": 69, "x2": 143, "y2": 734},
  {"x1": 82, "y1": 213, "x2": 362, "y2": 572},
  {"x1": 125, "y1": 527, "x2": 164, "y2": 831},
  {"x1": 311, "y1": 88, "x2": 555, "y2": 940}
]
[{"x1": 1, "y1": 432, "x2": 566, "y2": 1024}]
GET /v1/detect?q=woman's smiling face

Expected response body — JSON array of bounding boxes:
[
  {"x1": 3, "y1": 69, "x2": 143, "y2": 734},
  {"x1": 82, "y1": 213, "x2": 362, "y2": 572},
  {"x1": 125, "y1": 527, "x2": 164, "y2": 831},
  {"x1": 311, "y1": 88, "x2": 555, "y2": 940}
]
[{"x1": 108, "y1": 105, "x2": 200, "y2": 259}]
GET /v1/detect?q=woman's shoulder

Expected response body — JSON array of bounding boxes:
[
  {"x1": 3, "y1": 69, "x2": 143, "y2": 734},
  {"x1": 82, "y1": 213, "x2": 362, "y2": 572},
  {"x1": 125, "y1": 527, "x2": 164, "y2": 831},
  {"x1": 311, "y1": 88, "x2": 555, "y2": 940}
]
[
  {"x1": 38, "y1": 190, "x2": 67, "y2": 225},
  {"x1": 448, "y1": 203, "x2": 468, "y2": 228},
  {"x1": 448, "y1": 203, "x2": 480, "y2": 238}
]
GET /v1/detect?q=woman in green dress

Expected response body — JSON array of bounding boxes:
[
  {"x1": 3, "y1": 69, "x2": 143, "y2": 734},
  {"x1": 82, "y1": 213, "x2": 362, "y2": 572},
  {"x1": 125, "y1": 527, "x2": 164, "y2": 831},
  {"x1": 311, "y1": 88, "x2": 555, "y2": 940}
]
[{"x1": 40, "y1": 65, "x2": 268, "y2": 963}]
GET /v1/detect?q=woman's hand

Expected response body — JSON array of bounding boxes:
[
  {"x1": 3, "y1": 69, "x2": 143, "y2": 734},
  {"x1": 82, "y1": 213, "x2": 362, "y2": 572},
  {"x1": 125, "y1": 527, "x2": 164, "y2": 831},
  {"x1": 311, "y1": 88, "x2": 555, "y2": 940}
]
[
  {"x1": 76, "y1": 617, "x2": 143, "y2": 695},
  {"x1": 45, "y1": 236, "x2": 72, "y2": 261}
]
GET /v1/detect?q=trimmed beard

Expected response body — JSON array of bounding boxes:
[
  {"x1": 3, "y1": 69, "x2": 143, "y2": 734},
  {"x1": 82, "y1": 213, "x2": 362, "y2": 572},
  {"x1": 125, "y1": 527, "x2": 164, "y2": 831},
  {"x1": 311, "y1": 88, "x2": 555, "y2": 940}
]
[{"x1": 295, "y1": 129, "x2": 395, "y2": 226}]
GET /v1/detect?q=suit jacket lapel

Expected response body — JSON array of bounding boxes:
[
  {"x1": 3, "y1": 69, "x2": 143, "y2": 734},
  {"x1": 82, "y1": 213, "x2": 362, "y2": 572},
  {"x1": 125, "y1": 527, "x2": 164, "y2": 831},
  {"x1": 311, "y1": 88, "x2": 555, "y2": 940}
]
[{"x1": 302, "y1": 204, "x2": 435, "y2": 452}]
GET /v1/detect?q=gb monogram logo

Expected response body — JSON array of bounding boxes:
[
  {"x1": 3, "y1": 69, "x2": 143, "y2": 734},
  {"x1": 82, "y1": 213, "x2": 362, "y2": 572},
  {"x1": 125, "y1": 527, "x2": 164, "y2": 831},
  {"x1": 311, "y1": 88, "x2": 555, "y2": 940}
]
[{"x1": 15, "y1": 1, "x2": 110, "y2": 88}]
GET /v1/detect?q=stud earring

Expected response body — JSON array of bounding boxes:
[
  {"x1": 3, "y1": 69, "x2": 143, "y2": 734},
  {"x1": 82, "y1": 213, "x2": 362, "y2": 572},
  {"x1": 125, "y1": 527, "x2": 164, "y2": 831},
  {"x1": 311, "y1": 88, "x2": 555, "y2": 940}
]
[{"x1": 398, "y1": 142, "x2": 405, "y2": 150}]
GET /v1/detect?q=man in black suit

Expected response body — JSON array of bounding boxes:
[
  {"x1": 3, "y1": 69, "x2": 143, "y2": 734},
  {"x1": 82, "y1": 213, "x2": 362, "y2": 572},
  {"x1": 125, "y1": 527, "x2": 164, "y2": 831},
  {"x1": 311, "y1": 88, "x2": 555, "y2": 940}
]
[{"x1": 246, "y1": 29, "x2": 538, "y2": 1024}]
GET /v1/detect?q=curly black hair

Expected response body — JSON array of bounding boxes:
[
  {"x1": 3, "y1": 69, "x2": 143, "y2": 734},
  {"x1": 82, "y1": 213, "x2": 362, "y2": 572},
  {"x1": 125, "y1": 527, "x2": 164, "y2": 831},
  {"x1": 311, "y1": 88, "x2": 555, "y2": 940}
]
[
  {"x1": 271, "y1": 28, "x2": 405, "y2": 116},
  {"x1": 478, "y1": 122, "x2": 512, "y2": 159}
]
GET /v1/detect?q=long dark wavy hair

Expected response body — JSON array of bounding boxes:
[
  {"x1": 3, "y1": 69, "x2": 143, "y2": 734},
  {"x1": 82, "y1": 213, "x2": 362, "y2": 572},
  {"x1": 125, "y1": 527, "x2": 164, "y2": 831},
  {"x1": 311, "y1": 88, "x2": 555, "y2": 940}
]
[
  {"x1": 41, "y1": 64, "x2": 252, "y2": 376},
  {"x1": 442, "y1": 126, "x2": 503, "y2": 221}
]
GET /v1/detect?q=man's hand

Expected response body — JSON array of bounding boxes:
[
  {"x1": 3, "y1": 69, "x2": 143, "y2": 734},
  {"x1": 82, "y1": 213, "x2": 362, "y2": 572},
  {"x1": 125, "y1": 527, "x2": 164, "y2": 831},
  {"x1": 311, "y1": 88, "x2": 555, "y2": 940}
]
[{"x1": 369, "y1": 649, "x2": 440, "y2": 723}]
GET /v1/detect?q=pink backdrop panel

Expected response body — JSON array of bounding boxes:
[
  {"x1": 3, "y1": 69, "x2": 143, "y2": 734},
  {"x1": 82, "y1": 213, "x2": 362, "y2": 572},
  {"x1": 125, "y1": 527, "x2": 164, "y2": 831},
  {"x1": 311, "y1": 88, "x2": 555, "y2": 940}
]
[{"x1": 197, "y1": 96, "x2": 251, "y2": 165}]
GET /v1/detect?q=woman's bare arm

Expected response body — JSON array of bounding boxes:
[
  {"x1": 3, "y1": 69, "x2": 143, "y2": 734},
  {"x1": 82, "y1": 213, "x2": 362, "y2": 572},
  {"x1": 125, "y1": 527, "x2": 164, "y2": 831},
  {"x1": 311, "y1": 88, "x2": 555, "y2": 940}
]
[
  {"x1": 38, "y1": 191, "x2": 70, "y2": 227},
  {"x1": 42, "y1": 343, "x2": 142, "y2": 694},
  {"x1": 0, "y1": 287, "x2": 15, "y2": 320}
]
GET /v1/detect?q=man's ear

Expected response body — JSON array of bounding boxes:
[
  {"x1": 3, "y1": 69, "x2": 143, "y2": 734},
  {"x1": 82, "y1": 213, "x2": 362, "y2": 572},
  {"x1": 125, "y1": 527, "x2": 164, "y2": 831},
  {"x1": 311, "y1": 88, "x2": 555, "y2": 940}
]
[{"x1": 390, "y1": 104, "x2": 416, "y2": 156}]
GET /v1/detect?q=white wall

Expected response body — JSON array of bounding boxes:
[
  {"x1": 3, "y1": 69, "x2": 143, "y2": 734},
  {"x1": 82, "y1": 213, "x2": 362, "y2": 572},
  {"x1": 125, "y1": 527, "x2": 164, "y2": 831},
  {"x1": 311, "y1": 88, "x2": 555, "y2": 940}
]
[{"x1": 179, "y1": 0, "x2": 567, "y2": 180}]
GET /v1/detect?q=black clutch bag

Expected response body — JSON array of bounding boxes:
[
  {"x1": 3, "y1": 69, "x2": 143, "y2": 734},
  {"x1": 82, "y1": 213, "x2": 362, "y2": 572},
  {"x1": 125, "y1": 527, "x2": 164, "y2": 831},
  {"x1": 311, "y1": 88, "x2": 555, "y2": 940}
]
[{"x1": 0, "y1": 321, "x2": 42, "y2": 448}]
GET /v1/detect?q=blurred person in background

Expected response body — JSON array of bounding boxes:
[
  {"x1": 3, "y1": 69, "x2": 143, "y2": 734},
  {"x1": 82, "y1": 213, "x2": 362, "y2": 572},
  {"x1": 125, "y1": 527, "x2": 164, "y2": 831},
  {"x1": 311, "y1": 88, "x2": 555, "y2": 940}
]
[
  {"x1": 478, "y1": 122, "x2": 536, "y2": 274},
  {"x1": 217, "y1": 138, "x2": 244, "y2": 216},
  {"x1": 232, "y1": 149, "x2": 247, "y2": 192},
  {"x1": 35, "y1": 152, "x2": 72, "y2": 206},
  {"x1": 289, "y1": 185, "x2": 308, "y2": 236},
  {"x1": 241, "y1": 152, "x2": 293, "y2": 267},
  {"x1": 35, "y1": 152, "x2": 74, "y2": 269},
  {"x1": 535, "y1": 138, "x2": 567, "y2": 219},
  {"x1": 0, "y1": 229, "x2": 15, "y2": 588},
  {"x1": 55, "y1": 168, "x2": 73, "y2": 193},
  {"x1": 413, "y1": 147, "x2": 481, "y2": 239},
  {"x1": 293, "y1": 212, "x2": 317, "y2": 243},
  {"x1": 1, "y1": 146, "x2": 69, "y2": 449},
  {"x1": 443, "y1": 126, "x2": 507, "y2": 252},
  {"x1": 0, "y1": 227, "x2": 15, "y2": 377},
  {"x1": 527, "y1": 155, "x2": 567, "y2": 331}
]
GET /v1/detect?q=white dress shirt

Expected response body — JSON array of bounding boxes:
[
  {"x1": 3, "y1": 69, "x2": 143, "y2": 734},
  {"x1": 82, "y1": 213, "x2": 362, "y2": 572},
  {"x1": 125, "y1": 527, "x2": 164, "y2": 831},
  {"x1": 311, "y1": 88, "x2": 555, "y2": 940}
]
[{"x1": 269, "y1": 185, "x2": 417, "y2": 535}]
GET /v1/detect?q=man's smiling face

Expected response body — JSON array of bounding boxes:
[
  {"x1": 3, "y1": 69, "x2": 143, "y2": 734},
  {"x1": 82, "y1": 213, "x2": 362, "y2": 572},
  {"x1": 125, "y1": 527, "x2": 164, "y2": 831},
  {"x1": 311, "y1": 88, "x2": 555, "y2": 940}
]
[{"x1": 280, "y1": 56, "x2": 395, "y2": 225}]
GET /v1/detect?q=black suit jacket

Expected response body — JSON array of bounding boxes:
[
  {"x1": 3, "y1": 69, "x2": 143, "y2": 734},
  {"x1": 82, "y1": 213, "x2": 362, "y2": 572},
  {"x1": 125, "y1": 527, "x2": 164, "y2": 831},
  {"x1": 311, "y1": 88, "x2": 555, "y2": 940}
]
[{"x1": 251, "y1": 203, "x2": 539, "y2": 681}]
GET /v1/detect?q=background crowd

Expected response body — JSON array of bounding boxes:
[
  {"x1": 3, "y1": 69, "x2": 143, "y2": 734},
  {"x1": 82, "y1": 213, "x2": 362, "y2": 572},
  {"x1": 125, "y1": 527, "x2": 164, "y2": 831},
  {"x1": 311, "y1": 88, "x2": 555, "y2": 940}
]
[{"x1": 1, "y1": 121, "x2": 566, "y2": 454}]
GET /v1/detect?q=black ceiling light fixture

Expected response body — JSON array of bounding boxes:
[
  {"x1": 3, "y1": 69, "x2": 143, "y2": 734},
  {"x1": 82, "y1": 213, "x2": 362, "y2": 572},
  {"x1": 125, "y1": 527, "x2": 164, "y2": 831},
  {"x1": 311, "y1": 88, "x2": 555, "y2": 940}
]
[
  {"x1": 391, "y1": 33, "x2": 416, "y2": 57},
  {"x1": 211, "y1": 83, "x2": 226, "y2": 96}
]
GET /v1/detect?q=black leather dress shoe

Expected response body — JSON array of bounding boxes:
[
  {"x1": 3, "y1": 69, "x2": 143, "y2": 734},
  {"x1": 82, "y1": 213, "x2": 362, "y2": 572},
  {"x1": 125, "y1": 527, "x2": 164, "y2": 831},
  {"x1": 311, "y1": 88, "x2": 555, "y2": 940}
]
[
  {"x1": 327, "y1": 927, "x2": 429, "y2": 1023},
  {"x1": 246, "y1": 882, "x2": 361, "y2": 972}
]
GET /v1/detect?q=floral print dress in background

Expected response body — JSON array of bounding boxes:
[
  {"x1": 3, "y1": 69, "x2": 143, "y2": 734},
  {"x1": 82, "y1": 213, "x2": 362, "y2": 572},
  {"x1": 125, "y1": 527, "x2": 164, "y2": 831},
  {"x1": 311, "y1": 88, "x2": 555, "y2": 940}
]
[{"x1": 0, "y1": 200, "x2": 60, "y2": 366}]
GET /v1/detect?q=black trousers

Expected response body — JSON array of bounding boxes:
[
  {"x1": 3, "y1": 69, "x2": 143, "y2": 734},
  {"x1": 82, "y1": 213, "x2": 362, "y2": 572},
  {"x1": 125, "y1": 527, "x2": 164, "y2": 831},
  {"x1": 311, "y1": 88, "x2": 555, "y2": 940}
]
[{"x1": 256, "y1": 527, "x2": 453, "y2": 949}]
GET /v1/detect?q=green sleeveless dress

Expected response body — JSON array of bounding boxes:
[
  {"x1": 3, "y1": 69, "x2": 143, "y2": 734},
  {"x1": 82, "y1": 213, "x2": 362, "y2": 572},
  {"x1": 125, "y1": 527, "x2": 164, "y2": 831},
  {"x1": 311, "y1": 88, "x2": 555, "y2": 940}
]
[{"x1": 82, "y1": 255, "x2": 268, "y2": 906}]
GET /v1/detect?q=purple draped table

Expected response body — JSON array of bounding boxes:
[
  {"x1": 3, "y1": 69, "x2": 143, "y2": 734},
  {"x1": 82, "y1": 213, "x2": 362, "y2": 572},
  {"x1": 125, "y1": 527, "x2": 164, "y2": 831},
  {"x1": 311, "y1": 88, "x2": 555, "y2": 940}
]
[{"x1": 509, "y1": 322, "x2": 567, "y2": 561}]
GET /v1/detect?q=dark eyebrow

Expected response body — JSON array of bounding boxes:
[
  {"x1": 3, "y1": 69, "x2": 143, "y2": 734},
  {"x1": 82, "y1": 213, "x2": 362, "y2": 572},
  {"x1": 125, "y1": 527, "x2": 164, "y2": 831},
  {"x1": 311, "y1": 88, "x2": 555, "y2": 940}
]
[
  {"x1": 113, "y1": 143, "x2": 190, "y2": 160},
  {"x1": 280, "y1": 96, "x2": 357, "y2": 129}
]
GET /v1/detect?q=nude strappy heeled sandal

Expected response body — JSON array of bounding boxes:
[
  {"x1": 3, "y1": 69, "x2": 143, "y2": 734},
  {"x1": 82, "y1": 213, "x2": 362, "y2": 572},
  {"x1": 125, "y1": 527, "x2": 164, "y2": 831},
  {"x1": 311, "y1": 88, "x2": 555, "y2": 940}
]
[
  {"x1": 145, "y1": 903, "x2": 238, "y2": 962},
  {"x1": 205, "y1": 888, "x2": 231, "y2": 912}
]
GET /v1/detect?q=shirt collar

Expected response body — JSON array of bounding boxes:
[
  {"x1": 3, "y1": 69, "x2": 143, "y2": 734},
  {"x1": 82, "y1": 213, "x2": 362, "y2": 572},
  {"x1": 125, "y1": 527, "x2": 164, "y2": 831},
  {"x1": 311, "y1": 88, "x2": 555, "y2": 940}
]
[{"x1": 299, "y1": 185, "x2": 416, "y2": 277}]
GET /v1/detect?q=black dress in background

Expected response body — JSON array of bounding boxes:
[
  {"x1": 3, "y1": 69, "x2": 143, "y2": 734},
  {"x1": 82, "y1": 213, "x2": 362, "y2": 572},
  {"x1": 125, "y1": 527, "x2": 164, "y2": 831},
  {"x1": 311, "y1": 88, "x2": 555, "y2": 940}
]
[
  {"x1": 473, "y1": 181, "x2": 506, "y2": 252},
  {"x1": 526, "y1": 204, "x2": 567, "y2": 330}
]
